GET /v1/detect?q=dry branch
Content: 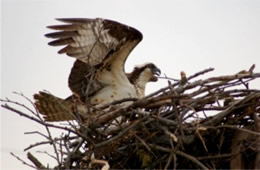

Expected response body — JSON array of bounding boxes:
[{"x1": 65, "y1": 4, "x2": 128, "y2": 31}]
[{"x1": 1, "y1": 66, "x2": 260, "y2": 169}]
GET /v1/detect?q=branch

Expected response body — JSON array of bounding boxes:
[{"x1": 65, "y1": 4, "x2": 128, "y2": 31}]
[
  {"x1": 10, "y1": 152, "x2": 36, "y2": 169},
  {"x1": 27, "y1": 152, "x2": 47, "y2": 169}
]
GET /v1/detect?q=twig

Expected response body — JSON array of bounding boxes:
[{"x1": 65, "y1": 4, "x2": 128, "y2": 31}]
[
  {"x1": 164, "y1": 152, "x2": 173, "y2": 170},
  {"x1": 197, "y1": 153, "x2": 233, "y2": 160},
  {"x1": 10, "y1": 152, "x2": 36, "y2": 169},
  {"x1": 175, "y1": 150, "x2": 209, "y2": 170},
  {"x1": 43, "y1": 117, "x2": 61, "y2": 166},
  {"x1": 148, "y1": 144, "x2": 209, "y2": 170},
  {"x1": 1, "y1": 104, "x2": 85, "y2": 139},
  {"x1": 24, "y1": 131, "x2": 49, "y2": 139},
  {"x1": 186, "y1": 67, "x2": 214, "y2": 81},
  {"x1": 36, "y1": 151, "x2": 57, "y2": 161},
  {"x1": 27, "y1": 152, "x2": 47, "y2": 169},
  {"x1": 203, "y1": 93, "x2": 260, "y2": 126},
  {"x1": 24, "y1": 141, "x2": 53, "y2": 151},
  {"x1": 207, "y1": 125, "x2": 260, "y2": 136},
  {"x1": 94, "y1": 118, "x2": 145, "y2": 148}
]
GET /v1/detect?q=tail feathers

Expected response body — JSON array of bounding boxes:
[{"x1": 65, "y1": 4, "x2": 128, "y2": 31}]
[{"x1": 34, "y1": 91, "x2": 86, "y2": 122}]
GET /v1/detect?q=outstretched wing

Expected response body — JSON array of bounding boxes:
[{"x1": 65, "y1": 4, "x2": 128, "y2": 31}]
[
  {"x1": 46, "y1": 18, "x2": 143, "y2": 101},
  {"x1": 45, "y1": 18, "x2": 142, "y2": 66}
]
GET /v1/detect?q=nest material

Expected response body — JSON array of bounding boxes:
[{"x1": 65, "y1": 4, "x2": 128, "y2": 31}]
[{"x1": 2, "y1": 67, "x2": 260, "y2": 169}]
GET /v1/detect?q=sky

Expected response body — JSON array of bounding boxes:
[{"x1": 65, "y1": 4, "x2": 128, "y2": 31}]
[{"x1": 1, "y1": 0, "x2": 260, "y2": 169}]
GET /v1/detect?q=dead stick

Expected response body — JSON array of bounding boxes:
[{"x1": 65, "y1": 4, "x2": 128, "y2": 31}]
[{"x1": 27, "y1": 152, "x2": 47, "y2": 169}]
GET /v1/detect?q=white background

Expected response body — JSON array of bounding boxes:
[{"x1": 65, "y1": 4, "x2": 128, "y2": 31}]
[{"x1": 1, "y1": 0, "x2": 260, "y2": 169}]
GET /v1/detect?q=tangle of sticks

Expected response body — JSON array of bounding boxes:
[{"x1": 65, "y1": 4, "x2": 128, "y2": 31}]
[{"x1": 1, "y1": 66, "x2": 260, "y2": 169}]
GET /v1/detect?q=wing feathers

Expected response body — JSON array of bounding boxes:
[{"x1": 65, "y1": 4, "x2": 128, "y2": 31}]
[
  {"x1": 45, "y1": 18, "x2": 143, "y2": 102},
  {"x1": 56, "y1": 18, "x2": 93, "y2": 24},
  {"x1": 48, "y1": 38, "x2": 74, "y2": 46},
  {"x1": 34, "y1": 92, "x2": 75, "y2": 121},
  {"x1": 46, "y1": 18, "x2": 142, "y2": 66},
  {"x1": 47, "y1": 24, "x2": 82, "y2": 31},
  {"x1": 45, "y1": 31, "x2": 79, "y2": 39},
  {"x1": 34, "y1": 91, "x2": 89, "y2": 121}
]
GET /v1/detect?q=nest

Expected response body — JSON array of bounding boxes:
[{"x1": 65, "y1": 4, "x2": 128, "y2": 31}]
[{"x1": 2, "y1": 66, "x2": 260, "y2": 169}]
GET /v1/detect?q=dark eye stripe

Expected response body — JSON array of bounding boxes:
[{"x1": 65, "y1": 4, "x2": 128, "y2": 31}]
[{"x1": 147, "y1": 64, "x2": 156, "y2": 69}]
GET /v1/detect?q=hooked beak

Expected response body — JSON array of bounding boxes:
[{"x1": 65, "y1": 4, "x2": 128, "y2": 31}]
[
  {"x1": 153, "y1": 67, "x2": 161, "y2": 76},
  {"x1": 150, "y1": 67, "x2": 161, "y2": 82}
]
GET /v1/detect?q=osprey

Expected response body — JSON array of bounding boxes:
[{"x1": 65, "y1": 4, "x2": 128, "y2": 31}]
[
  {"x1": 34, "y1": 64, "x2": 159, "y2": 121},
  {"x1": 34, "y1": 18, "x2": 161, "y2": 121}
]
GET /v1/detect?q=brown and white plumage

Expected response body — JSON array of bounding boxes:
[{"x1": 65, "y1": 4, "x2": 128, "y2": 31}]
[
  {"x1": 34, "y1": 18, "x2": 160, "y2": 122},
  {"x1": 68, "y1": 59, "x2": 104, "y2": 102},
  {"x1": 34, "y1": 64, "x2": 160, "y2": 122},
  {"x1": 45, "y1": 18, "x2": 143, "y2": 106},
  {"x1": 34, "y1": 92, "x2": 87, "y2": 121},
  {"x1": 68, "y1": 60, "x2": 161, "y2": 101},
  {"x1": 127, "y1": 63, "x2": 161, "y2": 97},
  {"x1": 46, "y1": 18, "x2": 141, "y2": 66}
]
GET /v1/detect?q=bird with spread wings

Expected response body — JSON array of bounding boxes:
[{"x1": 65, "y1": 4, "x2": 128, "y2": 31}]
[{"x1": 34, "y1": 18, "x2": 161, "y2": 122}]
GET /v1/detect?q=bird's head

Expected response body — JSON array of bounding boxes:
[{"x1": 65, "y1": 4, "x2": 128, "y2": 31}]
[{"x1": 128, "y1": 63, "x2": 161, "y2": 85}]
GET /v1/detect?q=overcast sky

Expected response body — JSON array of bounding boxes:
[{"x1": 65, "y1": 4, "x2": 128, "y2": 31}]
[{"x1": 1, "y1": 0, "x2": 260, "y2": 169}]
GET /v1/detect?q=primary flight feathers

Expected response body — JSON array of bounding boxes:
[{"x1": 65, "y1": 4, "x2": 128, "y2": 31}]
[
  {"x1": 45, "y1": 18, "x2": 142, "y2": 66},
  {"x1": 34, "y1": 18, "x2": 160, "y2": 122}
]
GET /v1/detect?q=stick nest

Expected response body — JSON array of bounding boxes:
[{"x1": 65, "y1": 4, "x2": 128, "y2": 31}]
[{"x1": 2, "y1": 66, "x2": 260, "y2": 169}]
